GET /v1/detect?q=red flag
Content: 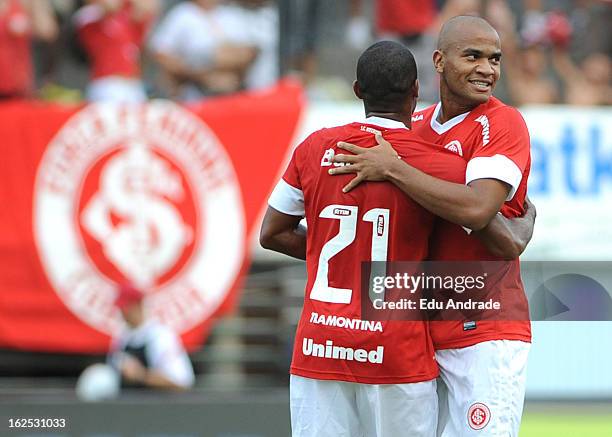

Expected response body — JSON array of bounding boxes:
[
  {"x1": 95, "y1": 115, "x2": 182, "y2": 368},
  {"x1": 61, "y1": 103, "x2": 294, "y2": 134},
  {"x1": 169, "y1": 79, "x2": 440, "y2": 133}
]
[{"x1": 0, "y1": 80, "x2": 304, "y2": 353}]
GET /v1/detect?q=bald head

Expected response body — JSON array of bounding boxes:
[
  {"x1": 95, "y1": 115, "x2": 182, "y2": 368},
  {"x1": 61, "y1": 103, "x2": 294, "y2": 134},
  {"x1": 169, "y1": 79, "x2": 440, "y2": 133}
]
[
  {"x1": 433, "y1": 15, "x2": 502, "y2": 112},
  {"x1": 437, "y1": 16, "x2": 499, "y2": 52}
]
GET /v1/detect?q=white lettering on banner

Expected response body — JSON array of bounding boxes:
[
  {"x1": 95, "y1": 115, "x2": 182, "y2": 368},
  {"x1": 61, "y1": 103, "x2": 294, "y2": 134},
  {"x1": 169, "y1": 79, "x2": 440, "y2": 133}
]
[
  {"x1": 309, "y1": 312, "x2": 383, "y2": 332},
  {"x1": 302, "y1": 338, "x2": 384, "y2": 364},
  {"x1": 475, "y1": 115, "x2": 490, "y2": 146}
]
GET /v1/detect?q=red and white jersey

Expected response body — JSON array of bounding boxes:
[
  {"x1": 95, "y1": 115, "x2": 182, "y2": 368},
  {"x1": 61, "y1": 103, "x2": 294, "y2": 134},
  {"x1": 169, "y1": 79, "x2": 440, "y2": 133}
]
[
  {"x1": 412, "y1": 97, "x2": 532, "y2": 349},
  {"x1": 268, "y1": 117, "x2": 466, "y2": 384},
  {"x1": 75, "y1": 1, "x2": 152, "y2": 80}
]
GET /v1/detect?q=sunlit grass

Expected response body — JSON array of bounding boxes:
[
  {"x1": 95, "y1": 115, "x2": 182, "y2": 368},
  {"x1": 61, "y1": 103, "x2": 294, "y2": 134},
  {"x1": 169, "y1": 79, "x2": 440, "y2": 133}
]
[{"x1": 520, "y1": 414, "x2": 612, "y2": 437}]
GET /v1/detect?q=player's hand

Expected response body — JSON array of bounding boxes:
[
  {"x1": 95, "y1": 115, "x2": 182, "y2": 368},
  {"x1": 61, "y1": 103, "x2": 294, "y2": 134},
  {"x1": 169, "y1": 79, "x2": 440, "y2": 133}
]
[
  {"x1": 523, "y1": 196, "x2": 537, "y2": 219},
  {"x1": 328, "y1": 133, "x2": 400, "y2": 192}
]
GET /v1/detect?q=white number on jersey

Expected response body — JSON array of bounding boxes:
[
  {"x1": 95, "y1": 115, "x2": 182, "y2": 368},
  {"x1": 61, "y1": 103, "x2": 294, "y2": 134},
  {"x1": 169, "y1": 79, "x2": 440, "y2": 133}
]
[{"x1": 310, "y1": 205, "x2": 390, "y2": 304}]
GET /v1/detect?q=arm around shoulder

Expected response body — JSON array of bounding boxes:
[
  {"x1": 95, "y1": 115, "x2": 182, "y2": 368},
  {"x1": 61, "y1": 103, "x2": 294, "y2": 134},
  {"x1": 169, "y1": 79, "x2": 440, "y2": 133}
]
[{"x1": 475, "y1": 196, "x2": 536, "y2": 259}]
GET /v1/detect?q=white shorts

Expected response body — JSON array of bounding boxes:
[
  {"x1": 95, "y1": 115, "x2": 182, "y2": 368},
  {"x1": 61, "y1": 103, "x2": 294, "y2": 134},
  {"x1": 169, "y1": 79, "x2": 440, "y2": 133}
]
[
  {"x1": 290, "y1": 374, "x2": 438, "y2": 437},
  {"x1": 435, "y1": 340, "x2": 530, "y2": 437}
]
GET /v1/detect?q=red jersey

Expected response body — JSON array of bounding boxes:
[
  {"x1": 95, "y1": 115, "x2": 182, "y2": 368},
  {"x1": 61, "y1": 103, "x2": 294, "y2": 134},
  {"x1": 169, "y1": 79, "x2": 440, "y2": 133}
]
[
  {"x1": 75, "y1": 2, "x2": 152, "y2": 80},
  {"x1": 412, "y1": 97, "x2": 532, "y2": 349},
  {"x1": 0, "y1": 0, "x2": 32, "y2": 97},
  {"x1": 268, "y1": 117, "x2": 466, "y2": 384}
]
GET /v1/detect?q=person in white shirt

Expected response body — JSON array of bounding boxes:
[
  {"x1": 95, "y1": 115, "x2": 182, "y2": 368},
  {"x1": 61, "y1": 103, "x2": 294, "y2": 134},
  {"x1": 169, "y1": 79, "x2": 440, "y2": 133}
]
[
  {"x1": 227, "y1": 0, "x2": 278, "y2": 91},
  {"x1": 109, "y1": 283, "x2": 195, "y2": 390},
  {"x1": 149, "y1": 0, "x2": 260, "y2": 100}
]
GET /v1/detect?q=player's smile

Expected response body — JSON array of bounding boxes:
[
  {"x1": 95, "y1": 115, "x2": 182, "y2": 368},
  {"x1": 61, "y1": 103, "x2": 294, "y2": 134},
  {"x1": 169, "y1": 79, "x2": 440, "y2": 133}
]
[{"x1": 468, "y1": 79, "x2": 493, "y2": 92}]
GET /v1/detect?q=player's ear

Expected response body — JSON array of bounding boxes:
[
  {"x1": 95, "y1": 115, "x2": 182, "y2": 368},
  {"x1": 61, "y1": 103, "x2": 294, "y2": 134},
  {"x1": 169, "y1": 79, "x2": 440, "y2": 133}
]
[
  {"x1": 412, "y1": 79, "x2": 420, "y2": 100},
  {"x1": 353, "y1": 80, "x2": 363, "y2": 100},
  {"x1": 433, "y1": 50, "x2": 444, "y2": 73}
]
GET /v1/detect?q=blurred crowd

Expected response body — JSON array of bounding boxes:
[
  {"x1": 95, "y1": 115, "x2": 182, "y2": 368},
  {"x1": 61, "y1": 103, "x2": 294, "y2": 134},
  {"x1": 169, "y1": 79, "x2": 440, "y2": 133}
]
[{"x1": 0, "y1": 0, "x2": 610, "y2": 105}]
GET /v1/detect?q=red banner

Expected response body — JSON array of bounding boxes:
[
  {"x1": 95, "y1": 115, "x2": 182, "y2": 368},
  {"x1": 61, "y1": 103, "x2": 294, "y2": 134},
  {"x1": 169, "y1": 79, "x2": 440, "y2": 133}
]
[{"x1": 0, "y1": 81, "x2": 304, "y2": 353}]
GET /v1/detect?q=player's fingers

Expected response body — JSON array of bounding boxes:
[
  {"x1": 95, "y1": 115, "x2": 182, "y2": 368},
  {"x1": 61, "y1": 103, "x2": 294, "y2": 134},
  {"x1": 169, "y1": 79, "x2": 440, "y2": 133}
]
[
  {"x1": 375, "y1": 133, "x2": 392, "y2": 148},
  {"x1": 331, "y1": 153, "x2": 358, "y2": 164},
  {"x1": 337, "y1": 141, "x2": 365, "y2": 154},
  {"x1": 328, "y1": 164, "x2": 358, "y2": 175},
  {"x1": 342, "y1": 175, "x2": 364, "y2": 193}
]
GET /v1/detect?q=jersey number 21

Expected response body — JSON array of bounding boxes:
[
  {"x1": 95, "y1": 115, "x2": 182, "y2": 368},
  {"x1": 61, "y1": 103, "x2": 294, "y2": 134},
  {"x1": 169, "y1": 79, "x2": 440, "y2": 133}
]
[{"x1": 310, "y1": 204, "x2": 389, "y2": 304}]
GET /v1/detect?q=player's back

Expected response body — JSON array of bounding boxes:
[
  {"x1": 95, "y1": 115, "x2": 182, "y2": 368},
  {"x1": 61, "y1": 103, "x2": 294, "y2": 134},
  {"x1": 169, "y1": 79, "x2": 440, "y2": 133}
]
[{"x1": 279, "y1": 118, "x2": 466, "y2": 384}]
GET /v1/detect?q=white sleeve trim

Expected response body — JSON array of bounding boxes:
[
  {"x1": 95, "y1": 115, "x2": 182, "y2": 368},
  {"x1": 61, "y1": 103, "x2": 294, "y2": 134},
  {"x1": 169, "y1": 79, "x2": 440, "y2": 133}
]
[
  {"x1": 268, "y1": 179, "x2": 305, "y2": 216},
  {"x1": 466, "y1": 154, "x2": 523, "y2": 201}
]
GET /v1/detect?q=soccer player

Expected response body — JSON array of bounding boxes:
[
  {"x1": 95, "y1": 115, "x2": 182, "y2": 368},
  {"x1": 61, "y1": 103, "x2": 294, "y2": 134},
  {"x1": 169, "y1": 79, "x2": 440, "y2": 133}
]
[
  {"x1": 260, "y1": 41, "x2": 468, "y2": 437},
  {"x1": 329, "y1": 16, "x2": 534, "y2": 437}
]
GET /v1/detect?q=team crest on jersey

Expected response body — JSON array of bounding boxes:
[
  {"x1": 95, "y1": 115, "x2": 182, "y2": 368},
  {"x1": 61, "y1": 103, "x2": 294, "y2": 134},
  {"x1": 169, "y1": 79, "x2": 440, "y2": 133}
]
[
  {"x1": 444, "y1": 140, "x2": 463, "y2": 157},
  {"x1": 467, "y1": 402, "x2": 491, "y2": 430},
  {"x1": 33, "y1": 101, "x2": 245, "y2": 335}
]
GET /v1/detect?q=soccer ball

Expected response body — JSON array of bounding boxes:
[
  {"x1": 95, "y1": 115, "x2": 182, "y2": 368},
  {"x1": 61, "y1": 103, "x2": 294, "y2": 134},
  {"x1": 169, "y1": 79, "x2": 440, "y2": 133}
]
[{"x1": 76, "y1": 363, "x2": 120, "y2": 401}]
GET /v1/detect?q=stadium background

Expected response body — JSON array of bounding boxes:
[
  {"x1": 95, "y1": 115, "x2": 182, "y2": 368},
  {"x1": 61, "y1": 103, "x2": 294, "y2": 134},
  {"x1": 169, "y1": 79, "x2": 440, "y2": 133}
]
[{"x1": 0, "y1": 0, "x2": 610, "y2": 436}]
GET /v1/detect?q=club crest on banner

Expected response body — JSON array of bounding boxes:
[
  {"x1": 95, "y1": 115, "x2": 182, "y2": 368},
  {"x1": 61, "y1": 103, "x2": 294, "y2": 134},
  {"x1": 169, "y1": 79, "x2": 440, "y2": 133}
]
[{"x1": 33, "y1": 101, "x2": 246, "y2": 335}]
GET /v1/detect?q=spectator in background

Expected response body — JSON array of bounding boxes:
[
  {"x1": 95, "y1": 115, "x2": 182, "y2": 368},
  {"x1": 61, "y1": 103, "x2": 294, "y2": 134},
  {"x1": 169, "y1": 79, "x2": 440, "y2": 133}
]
[
  {"x1": 374, "y1": 0, "x2": 437, "y2": 42},
  {"x1": 487, "y1": 0, "x2": 559, "y2": 105},
  {"x1": 516, "y1": 0, "x2": 611, "y2": 106},
  {"x1": 508, "y1": 3, "x2": 611, "y2": 106},
  {"x1": 150, "y1": 0, "x2": 259, "y2": 101},
  {"x1": 230, "y1": 0, "x2": 278, "y2": 91},
  {"x1": 348, "y1": 0, "x2": 439, "y2": 102},
  {"x1": 0, "y1": 0, "x2": 58, "y2": 98},
  {"x1": 279, "y1": 0, "x2": 322, "y2": 85},
  {"x1": 545, "y1": 8, "x2": 611, "y2": 106},
  {"x1": 553, "y1": 50, "x2": 612, "y2": 106},
  {"x1": 109, "y1": 283, "x2": 195, "y2": 391},
  {"x1": 505, "y1": 44, "x2": 559, "y2": 105},
  {"x1": 74, "y1": 0, "x2": 159, "y2": 102},
  {"x1": 39, "y1": 2, "x2": 76, "y2": 74}
]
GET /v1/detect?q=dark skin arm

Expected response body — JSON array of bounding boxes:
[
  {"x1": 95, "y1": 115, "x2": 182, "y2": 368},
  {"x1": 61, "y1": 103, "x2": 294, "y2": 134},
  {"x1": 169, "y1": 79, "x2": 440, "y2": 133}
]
[
  {"x1": 330, "y1": 134, "x2": 510, "y2": 231},
  {"x1": 475, "y1": 197, "x2": 536, "y2": 260},
  {"x1": 259, "y1": 207, "x2": 307, "y2": 260}
]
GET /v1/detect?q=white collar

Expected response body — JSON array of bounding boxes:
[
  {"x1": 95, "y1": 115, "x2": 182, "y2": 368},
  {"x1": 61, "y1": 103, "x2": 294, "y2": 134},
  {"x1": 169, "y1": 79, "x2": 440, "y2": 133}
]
[
  {"x1": 362, "y1": 116, "x2": 410, "y2": 130},
  {"x1": 430, "y1": 102, "x2": 470, "y2": 134}
]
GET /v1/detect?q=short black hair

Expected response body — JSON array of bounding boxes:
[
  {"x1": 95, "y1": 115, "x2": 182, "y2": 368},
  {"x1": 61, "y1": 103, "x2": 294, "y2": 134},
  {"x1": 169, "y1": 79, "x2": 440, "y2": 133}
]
[{"x1": 356, "y1": 41, "x2": 417, "y2": 111}]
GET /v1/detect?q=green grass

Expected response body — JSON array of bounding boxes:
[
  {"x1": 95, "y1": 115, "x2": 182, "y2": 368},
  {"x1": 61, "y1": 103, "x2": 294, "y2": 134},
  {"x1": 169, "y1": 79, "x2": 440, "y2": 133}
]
[{"x1": 520, "y1": 414, "x2": 612, "y2": 437}]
